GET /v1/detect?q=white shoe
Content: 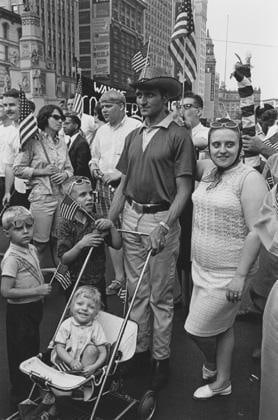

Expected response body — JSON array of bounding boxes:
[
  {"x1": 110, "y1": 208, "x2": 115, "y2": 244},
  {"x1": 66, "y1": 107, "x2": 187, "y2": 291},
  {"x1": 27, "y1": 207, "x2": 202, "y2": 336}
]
[
  {"x1": 202, "y1": 365, "x2": 217, "y2": 380},
  {"x1": 193, "y1": 383, "x2": 232, "y2": 400}
]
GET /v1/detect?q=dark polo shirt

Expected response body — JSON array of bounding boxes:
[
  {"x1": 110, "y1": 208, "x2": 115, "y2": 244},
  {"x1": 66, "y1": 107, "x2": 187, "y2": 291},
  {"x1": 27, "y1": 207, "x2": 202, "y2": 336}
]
[{"x1": 117, "y1": 114, "x2": 195, "y2": 204}]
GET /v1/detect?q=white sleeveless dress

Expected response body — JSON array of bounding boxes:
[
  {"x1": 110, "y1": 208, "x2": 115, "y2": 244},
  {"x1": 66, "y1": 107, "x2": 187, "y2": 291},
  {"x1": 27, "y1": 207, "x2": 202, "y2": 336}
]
[{"x1": 185, "y1": 162, "x2": 255, "y2": 337}]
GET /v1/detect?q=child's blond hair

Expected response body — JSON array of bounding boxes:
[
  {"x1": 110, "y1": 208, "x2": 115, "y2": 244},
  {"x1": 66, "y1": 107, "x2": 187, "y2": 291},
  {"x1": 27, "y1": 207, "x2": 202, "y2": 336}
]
[
  {"x1": 70, "y1": 286, "x2": 102, "y2": 316},
  {"x1": 2, "y1": 206, "x2": 33, "y2": 230}
]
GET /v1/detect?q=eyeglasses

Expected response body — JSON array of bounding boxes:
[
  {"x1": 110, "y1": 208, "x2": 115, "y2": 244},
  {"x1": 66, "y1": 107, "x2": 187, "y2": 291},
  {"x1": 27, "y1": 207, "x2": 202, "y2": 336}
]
[
  {"x1": 181, "y1": 104, "x2": 199, "y2": 110},
  {"x1": 210, "y1": 121, "x2": 239, "y2": 129},
  {"x1": 11, "y1": 217, "x2": 34, "y2": 229},
  {"x1": 50, "y1": 114, "x2": 64, "y2": 121},
  {"x1": 67, "y1": 178, "x2": 92, "y2": 195}
]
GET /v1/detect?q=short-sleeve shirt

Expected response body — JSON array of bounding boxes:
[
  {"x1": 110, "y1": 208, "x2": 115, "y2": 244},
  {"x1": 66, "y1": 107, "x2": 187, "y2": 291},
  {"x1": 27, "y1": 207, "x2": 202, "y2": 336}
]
[
  {"x1": 52, "y1": 316, "x2": 107, "y2": 363},
  {"x1": 57, "y1": 215, "x2": 111, "y2": 287},
  {"x1": 117, "y1": 116, "x2": 195, "y2": 204},
  {"x1": 1, "y1": 243, "x2": 44, "y2": 304}
]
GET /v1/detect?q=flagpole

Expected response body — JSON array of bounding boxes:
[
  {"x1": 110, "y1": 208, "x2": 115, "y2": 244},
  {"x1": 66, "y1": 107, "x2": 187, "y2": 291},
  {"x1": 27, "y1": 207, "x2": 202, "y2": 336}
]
[
  {"x1": 224, "y1": 14, "x2": 229, "y2": 88},
  {"x1": 182, "y1": 39, "x2": 187, "y2": 101},
  {"x1": 142, "y1": 36, "x2": 151, "y2": 78}
]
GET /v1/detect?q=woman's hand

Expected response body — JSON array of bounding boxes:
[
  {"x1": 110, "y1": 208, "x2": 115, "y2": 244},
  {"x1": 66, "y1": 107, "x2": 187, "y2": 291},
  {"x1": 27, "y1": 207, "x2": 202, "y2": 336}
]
[
  {"x1": 78, "y1": 233, "x2": 104, "y2": 249},
  {"x1": 226, "y1": 274, "x2": 245, "y2": 303},
  {"x1": 50, "y1": 172, "x2": 68, "y2": 184},
  {"x1": 95, "y1": 218, "x2": 114, "y2": 231},
  {"x1": 102, "y1": 171, "x2": 120, "y2": 185},
  {"x1": 148, "y1": 224, "x2": 167, "y2": 255}
]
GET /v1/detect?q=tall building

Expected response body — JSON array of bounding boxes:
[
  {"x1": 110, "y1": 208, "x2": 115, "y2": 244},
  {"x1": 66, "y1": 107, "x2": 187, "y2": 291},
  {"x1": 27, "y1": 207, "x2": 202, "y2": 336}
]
[
  {"x1": 79, "y1": 0, "x2": 145, "y2": 90},
  {"x1": 217, "y1": 82, "x2": 261, "y2": 120},
  {"x1": 2, "y1": 0, "x2": 79, "y2": 99},
  {"x1": 192, "y1": 0, "x2": 207, "y2": 98},
  {"x1": 203, "y1": 29, "x2": 216, "y2": 121},
  {"x1": 144, "y1": 0, "x2": 172, "y2": 74},
  {"x1": 0, "y1": 6, "x2": 21, "y2": 93}
]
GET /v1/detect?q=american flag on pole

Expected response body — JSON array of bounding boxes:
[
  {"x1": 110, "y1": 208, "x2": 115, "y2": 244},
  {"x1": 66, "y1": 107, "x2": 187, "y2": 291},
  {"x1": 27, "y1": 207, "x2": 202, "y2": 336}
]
[
  {"x1": 54, "y1": 263, "x2": 72, "y2": 290},
  {"x1": 73, "y1": 75, "x2": 83, "y2": 116},
  {"x1": 19, "y1": 88, "x2": 38, "y2": 148},
  {"x1": 131, "y1": 42, "x2": 150, "y2": 73},
  {"x1": 60, "y1": 194, "x2": 81, "y2": 221},
  {"x1": 169, "y1": 0, "x2": 197, "y2": 84}
]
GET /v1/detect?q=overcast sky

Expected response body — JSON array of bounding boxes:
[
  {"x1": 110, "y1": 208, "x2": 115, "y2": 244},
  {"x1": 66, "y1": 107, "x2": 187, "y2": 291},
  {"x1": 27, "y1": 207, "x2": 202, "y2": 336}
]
[{"x1": 206, "y1": 0, "x2": 278, "y2": 99}]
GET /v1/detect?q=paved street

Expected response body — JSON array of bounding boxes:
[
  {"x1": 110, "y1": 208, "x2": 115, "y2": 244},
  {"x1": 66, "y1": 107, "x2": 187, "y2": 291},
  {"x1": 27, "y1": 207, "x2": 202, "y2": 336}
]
[{"x1": 0, "y1": 234, "x2": 261, "y2": 419}]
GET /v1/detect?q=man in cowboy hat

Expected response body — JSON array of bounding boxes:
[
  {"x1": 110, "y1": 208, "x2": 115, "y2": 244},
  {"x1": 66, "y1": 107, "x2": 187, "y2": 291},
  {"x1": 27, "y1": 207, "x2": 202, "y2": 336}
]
[{"x1": 109, "y1": 67, "x2": 196, "y2": 390}]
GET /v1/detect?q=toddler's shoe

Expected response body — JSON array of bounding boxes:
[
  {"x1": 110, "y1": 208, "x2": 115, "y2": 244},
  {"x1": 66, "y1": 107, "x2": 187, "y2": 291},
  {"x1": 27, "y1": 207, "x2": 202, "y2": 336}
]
[{"x1": 193, "y1": 383, "x2": 232, "y2": 400}]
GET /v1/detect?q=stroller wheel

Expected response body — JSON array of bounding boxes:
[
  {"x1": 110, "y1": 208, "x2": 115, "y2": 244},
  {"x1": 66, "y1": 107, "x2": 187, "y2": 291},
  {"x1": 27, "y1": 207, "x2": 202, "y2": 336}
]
[{"x1": 137, "y1": 390, "x2": 157, "y2": 420}]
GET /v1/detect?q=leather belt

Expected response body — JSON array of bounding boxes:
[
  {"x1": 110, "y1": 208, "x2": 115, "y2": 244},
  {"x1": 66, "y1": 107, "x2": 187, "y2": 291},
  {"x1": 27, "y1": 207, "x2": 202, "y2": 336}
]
[{"x1": 126, "y1": 197, "x2": 170, "y2": 214}]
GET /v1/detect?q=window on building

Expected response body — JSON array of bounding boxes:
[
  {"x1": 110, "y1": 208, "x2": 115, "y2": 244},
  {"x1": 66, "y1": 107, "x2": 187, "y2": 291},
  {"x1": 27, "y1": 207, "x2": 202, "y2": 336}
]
[
  {"x1": 79, "y1": 10, "x2": 90, "y2": 24},
  {"x1": 80, "y1": 42, "x2": 90, "y2": 55},
  {"x1": 17, "y1": 28, "x2": 22, "y2": 41},
  {"x1": 5, "y1": 46, "x2": 9, "y2": 61},
  {"x1": 79, "y1": 26, "x2": 90, "y2": 40},
  {"x1": 2, "y1": 23, "x2": 9, "y2": 40}
]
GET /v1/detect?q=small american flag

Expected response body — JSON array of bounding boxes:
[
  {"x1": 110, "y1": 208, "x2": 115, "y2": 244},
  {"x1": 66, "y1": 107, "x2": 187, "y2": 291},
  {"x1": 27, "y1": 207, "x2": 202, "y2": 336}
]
[
  {"x1": 60, "y1": 194, "x2": 81, "y2": 221},
  {"x1": 19, "y1": 88, "x2": 38, "y2": 148},
  {"x1": 54, "y1": 263, "x2": 72, "y2": 290},
  {"x1": 131, "y1": 42, "x2": 150, "y2": 73},
  {"x1": 73, "y1": 75, "x2": 83, "y2": 116}
]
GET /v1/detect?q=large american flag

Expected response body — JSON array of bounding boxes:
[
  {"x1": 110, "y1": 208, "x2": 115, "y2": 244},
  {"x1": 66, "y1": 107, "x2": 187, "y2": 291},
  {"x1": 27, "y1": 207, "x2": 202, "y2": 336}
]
[
  {"x1": 19, "y1": 88, "x2": 38, "y2": 148},
  {"x1": 73, "y1": 75, "x2": 83, "y2": 116},
  {"x1": 169, "y1": 0, "x2": 197, "y2": 84},
  {"x1": 131, "y1": 42, "x2": 150, "y2": 73}
]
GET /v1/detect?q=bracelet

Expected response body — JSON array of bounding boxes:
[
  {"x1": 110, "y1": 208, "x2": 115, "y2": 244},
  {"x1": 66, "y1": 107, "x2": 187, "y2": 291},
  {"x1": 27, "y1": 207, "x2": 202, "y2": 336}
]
[{"x1": 159, "y1": 221, "x2": 170, "y2": 233}]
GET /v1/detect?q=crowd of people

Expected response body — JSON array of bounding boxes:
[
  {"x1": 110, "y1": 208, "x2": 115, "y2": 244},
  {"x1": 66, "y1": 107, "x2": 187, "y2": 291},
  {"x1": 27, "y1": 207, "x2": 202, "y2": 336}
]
[{"x1": 0, "y1": 67, "x2": 278, "y2": 419}]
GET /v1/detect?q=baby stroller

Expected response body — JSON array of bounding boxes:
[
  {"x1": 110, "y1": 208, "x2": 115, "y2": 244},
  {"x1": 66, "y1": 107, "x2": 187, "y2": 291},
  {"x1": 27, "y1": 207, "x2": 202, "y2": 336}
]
[{"x1": 6, "y1": 250, "x2": 156, "y2": 420}]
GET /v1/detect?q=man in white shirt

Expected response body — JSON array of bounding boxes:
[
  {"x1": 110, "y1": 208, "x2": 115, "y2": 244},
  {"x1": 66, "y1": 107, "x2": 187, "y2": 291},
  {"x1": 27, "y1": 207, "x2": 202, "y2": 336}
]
[
  {"x1": 90, "y1": 90, "x2": 141, "y2": 295},
  {"x1": 2, "y1": 89, "x2": 30, "y2": 209},
  {"x1": 180, "y1": 92, "x2": 209, "y2": 159},
  {"x1": 67, "y1": 95, "x2": 95, "y2": 145}
]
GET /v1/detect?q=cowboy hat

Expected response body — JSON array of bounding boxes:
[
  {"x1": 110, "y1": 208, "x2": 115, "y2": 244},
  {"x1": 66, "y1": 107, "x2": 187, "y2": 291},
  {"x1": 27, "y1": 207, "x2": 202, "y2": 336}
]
[{"x1": 130, "y1": 66, "x2": 182, "y2": 99}]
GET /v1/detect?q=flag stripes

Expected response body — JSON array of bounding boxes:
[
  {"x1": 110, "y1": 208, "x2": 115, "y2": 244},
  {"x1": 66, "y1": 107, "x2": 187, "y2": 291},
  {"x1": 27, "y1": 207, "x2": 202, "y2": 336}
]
[
  {"x1": 169, "y1": 0, "x2": 197, "y2": 84},
  {"x1": 19, "y1": 88, "x2": 38, "y2": 148},
  {"x1": 73, "y1": 75, "x2": 83, "y2": 115},
  {"x1": 54, "y1": 263, "x2": 72, "y2": 290},
  {"x1": 131, "y1": 42, "x2": 149, "y2": 73},
  {"x1": 60, "y1": 194, "x2": 81, "y2": 221}
]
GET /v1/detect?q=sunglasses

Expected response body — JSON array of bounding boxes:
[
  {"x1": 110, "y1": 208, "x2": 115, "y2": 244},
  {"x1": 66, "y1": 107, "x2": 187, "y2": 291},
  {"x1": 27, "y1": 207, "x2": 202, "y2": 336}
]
[
  {"x1": 210, "y1": 121, "x2": 239, "y2": 129},
  {"x1": 68, "y1": 178, "x2": 92, "y2": 195},
  {"x1": 11, "y1": 217, "x2": 34, "y2": 229},
  {"x1": 50, "y1": 114, "x2": 64, "y2": 121}
]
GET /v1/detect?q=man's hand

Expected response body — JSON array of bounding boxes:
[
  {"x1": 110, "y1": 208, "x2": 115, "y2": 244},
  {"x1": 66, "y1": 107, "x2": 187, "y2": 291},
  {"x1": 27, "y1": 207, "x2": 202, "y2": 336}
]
[
  {"x1": 78, "y1": 232, "x2": 104, "y2": 249},
  {"x1": 92, "y1": 169, "x2": 103, "y2": 180},
  {"x1": 2, "y1": 192, "x2": 11, "y2": 206},
  {"x1": 148, "y1": 224, "x2": 168, "y2": 255},
  {"x1": 42, "y1": 164, "x2": 59, "y2": 176},
  {"x1": 102, "y1": 171, "x2": 120, "y2": 185},
  {"x1": 242, "y1": 135, "x2": 264, "y2": 154},
  {"x1": 50, "y1": 172, "x2": 68, "y2": 184}
]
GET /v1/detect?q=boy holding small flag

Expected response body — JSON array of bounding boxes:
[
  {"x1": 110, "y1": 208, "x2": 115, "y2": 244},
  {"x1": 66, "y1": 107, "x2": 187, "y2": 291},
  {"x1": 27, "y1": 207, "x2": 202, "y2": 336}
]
[{"x1": 57, "y1": 176, "x2": 121, "y2": 304}]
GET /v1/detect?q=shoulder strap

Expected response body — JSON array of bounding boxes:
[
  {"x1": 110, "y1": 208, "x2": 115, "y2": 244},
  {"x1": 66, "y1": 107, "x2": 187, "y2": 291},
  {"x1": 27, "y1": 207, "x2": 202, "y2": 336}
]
[{"x1": 9, "y1": 252, "x2": 43, "y2": 285}]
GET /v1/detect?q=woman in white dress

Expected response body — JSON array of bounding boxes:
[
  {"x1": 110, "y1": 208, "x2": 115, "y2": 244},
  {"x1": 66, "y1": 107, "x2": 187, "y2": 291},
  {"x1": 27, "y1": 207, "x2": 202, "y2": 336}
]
[{"x1": 184, "y1": 119, "x2": 267, "y2": 399}]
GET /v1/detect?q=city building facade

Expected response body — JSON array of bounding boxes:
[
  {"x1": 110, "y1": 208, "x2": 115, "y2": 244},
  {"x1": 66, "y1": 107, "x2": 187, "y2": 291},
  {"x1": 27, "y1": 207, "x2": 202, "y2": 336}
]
[
  {"x1": 144, "y1": 0, "x2": 172, "y2": 74},
  {"x1": 192, "y1": 0, "x2": 207, "y2": 98},
  {"x1": 1, "y1": 0, "x2": 79, "y2": 102},
  {"x1": 79, "y1": 0, "x2": 145, "y2": 90},
  {"x1": 0, "y1": 6, "x2": 21, "y2": 94},
  {"x1": 217, "y1": 82, "x2": 261, "y2": 121},
  {"x1": 203, "y1": 29, "x2": 216, "y2": 121}
]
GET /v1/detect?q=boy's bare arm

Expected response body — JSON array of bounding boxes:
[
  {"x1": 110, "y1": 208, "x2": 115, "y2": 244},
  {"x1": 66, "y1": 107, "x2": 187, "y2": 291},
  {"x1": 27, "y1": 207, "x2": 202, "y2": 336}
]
[
  {"x1": 1, "y1": 276, "x2": 51, "y2": 299},
  {"x1": 95, "y1": 219, "x2": 122, "y2": 250},
  {"x1": 61, "y1": 233, "x2": 104, "y2": 265}
]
